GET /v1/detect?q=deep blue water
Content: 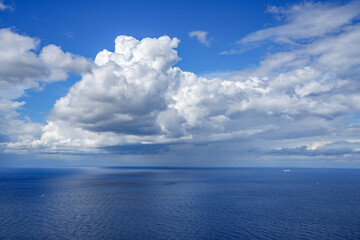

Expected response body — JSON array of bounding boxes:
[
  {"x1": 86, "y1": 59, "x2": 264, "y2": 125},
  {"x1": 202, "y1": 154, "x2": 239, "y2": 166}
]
[{"x1": 0, "y1": 167, "x2": 360, "y2": 239}]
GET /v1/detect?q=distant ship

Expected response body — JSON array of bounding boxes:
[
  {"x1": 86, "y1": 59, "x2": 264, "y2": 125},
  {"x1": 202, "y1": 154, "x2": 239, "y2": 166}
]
[{"x1": 282, "y1": 169, "x2": 291, "y2": 172}]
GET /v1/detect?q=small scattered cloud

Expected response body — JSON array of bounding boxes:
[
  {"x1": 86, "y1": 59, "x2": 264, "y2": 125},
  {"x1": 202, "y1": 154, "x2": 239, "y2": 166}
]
[
  {"x1": 220, "y1": 48, "x2": 247, "y2": 55},
  {"x1": 189, "y1": 30, "x2": 211, "y2": 47},
  {"x1": 64, "y1": 31, "x2": 73, "y2": 39},
  {"x1": 0, "y1": 0, "x2": 13, "y2": 11}
]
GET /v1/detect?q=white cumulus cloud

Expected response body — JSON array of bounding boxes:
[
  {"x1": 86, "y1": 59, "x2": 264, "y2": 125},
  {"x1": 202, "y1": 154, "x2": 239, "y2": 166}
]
[
  {"x1": 0, "y1": 28, "x2": 92, "y2": 151},
  {"x1": 0, "y1": 28, "x2": 91, "y2": 99}
]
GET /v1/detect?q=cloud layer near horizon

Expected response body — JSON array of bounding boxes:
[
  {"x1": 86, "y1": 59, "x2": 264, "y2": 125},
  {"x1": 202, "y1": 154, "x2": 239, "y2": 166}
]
[{"x1": 2, "y1": 1, "x2": 360, "y2": 165}]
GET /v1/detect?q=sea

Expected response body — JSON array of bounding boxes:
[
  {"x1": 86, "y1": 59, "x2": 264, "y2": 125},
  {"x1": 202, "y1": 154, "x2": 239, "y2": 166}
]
[{"x1": 0, "y1": 167, "x2": 359, "y2": 239}]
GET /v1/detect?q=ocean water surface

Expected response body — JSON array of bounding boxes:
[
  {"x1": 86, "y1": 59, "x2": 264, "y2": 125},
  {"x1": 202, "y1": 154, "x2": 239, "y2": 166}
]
[{"x1": 0, "y1": 167, "x2": 359, "y2": 239}]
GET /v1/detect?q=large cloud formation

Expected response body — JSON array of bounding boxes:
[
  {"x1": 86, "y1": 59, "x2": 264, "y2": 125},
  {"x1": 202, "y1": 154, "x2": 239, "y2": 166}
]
[
  {"x1": 3, "y1": 1, "x2": 360, "y2": 165},
  {"x1": 28, "y1": 34, "x2": 280, "y2": 151}
]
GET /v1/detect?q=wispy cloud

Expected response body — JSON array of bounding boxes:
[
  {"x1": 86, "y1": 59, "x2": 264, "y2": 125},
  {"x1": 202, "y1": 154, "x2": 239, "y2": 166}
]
[
  {"x1": 223, "y1": 1, "x2": 360, "y2": 55},
  {"x1": 189, "y1": 30, "x2": 211, "y2": 47},
  {"x1": 242, "y1": 1, "x2": 360, "y2": 44}
]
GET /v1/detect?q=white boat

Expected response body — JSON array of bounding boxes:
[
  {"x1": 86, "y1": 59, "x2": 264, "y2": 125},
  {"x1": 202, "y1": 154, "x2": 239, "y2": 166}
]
[{"x1": 282, "y1": 169, "x2": 291, "y2": 172}]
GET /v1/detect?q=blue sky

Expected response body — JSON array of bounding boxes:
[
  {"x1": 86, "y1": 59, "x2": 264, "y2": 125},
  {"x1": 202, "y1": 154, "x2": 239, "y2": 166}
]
[
  {"x1": 3, "y1": 0, "x2": 287, "y2": 123},
  {"x1": 1, "y1": 0, "x2": 360, "y2": 167},
  {"x1": 1, "y1": 0, "x2": 292, "y2": 71}
]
